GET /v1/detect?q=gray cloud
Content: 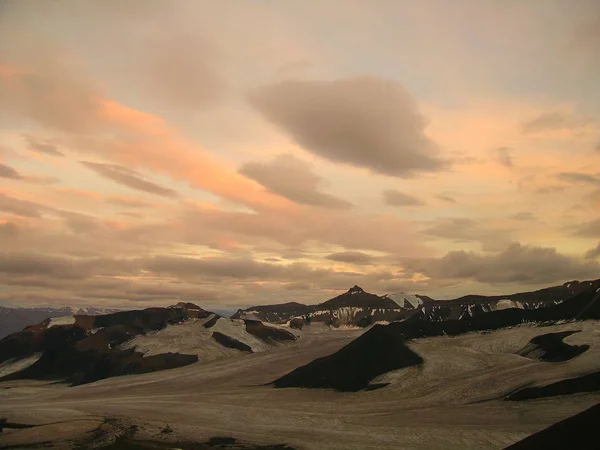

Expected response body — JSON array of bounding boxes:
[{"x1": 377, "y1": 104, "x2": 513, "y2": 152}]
[
  {"x1": 0, "y1": 221, "x2": 19, "y2": 240},
  {"x1": 521, "y1": 112, "x2": 568, "y2": 133},
  {"x1": 81, "y1": 161, "x2": 178, "y2": 198},
  {"x1": 325, "y1": 251, "x2": 375, "y2": 265},
  {"x1": 572, "y1": 218, "x2": 600, "y2": 238},
  {"x1": 0, "y1": 193, "x2": 46, "y2": 218},
  {"x1": 240, "y1": 154, "x2": 352, "y2": 209},
  {"x1": 585, "y1": 243, "x2": 600, "y2": 259},
  {"x1": 22, "y1": 135, "x2": 64, "y2": 157},
  {"x1": 536, "y1": 185, "x2": 566, "y2": 194},
  {"x1": 0, "y1": 30, "x2": 101, "y2": 133},
  {"x1": 436, "y1": 194, "x2": 456, "y2": 203},
  {"x1": 141, "y1": 32, "x2": 226, "y2": 110},
  {"x1": 404, "y1": 243, "x2": 599, "y2": 284},
  {"x1": 510, "y1": 212, "x2": 536, "y2": 221},
  {"x1": 492, "y1": 147, "x2": 513, "y2": 168},
  {"x1": 249, "y1": 77, "x2": 445, "y2": 177},
  {"x1": 0, "y1": 253, "x2": 134, "y2": 280},
  {"x1": 557, "y1": 172, "x2": 600, "y2": 186},
  {"x1": 0, "y1": 162, "x2": 23, "y2": 179},
  {"x1": 421, "y1": 217, "x2": 513, "y2": 251},
  {"x1": 283, "y1": 281, "x2": 312, "y2": 291},
  {"x1": 383, "y1": 189, "x2": 426, "y2": 207}
]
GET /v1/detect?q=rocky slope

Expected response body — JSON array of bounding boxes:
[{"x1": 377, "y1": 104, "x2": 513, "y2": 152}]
[
  {"x1": 0, "y1": 305, "x2": 121, "y2": 339},
  {"x1": 0, "y1": 303, "x2": 298, "y2": 385}
]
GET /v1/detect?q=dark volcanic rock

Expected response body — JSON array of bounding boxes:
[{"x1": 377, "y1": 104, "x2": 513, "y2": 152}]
[
  {"x1": 506, "y1": 370, "x2": 600, "y2": 401},
  {"x1": 504, "y1": 403, "x2": 600, "y2": 449},
  {"x1": 289, "y1": 318, "x2": 304, "y2": 330},
  {"x1": 273, "y1": 323, "x2": 423, "y2": 392},
  {"x1": 243, "y1": 320, "x2": 296, "y2": 343},
  {"x1": 517, "y1": 331, "x2": 589, "y2": 362},
  {"x1": 212, "y1": 332, "x2": 253, "y2": 353}
]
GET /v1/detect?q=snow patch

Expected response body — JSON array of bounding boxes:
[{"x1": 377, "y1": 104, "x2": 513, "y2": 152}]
[{"x1": 0, "y1": 353, "x2": 42, "y2": 378}]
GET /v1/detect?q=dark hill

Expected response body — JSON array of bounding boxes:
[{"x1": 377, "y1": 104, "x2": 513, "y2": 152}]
[
  {"x1": 517, "y1": 331, "x2": 589, "y2": 362},
  {"x1": 272, "y1": 323, "x2": 423, "y2": 392},
  {"x1": 0, "y1": 306, "x2": 203, "y2": 385},
  {"x1": 504, "y1": 403, "x2": 600, "y2": 449},
  {"x1": 319, "y1": 285, "x2": 398, "y2": 309}
]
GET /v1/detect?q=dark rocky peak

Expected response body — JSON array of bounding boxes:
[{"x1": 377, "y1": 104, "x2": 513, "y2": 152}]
[
  {"x1": 320, "y1": 286, "x2": 398, "y2": 309},
  {"x1": 348, "y1": 285, "x2": 365, "y2": 294},
  {"x1": 169, "y1": 302, "x2": 204, "y2": 311}
]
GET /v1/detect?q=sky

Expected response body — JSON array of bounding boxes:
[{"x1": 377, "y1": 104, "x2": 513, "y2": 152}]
[{"x1": 1, "y1": 0, "x2": 599, "y2": 311}]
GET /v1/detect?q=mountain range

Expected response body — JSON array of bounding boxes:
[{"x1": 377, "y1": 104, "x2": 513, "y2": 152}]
[
  {"x1": 233, "y1": 279, "x2": 600, "y2": 328},
  {"x1": 1, "y1": 279, "x2": 600, "y2": 448}
]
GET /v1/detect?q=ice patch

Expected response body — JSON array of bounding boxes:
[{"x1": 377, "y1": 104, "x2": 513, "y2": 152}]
[{"x1": 48, "y1": 316, "x2": 76, "y2": 327}]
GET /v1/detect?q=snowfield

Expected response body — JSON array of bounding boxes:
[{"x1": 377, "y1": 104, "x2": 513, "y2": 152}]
[{"x1": 120, "y1": 315, "x2": 295, "y2": 360}]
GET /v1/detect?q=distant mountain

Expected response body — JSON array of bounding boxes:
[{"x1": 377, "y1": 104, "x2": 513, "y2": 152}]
[
  {"x1": 0, "y1": 306, "x2": 122, "y2": 339},
  {"x1": 0, "y1": 303, "x2": 298, "y2": 385},
  {"x1": 232, "y1": 279, "x2": 600, "y2": 328},
  {"x1": 233, "y1": 285, "x2": 410, "y2": 328}
]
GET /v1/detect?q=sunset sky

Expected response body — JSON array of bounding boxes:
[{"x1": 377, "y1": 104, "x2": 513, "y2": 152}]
[{"x1": 1, "y1": 0, "x2": 599, "y2": 311}]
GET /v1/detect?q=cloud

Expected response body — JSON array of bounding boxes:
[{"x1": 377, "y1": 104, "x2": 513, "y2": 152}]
[
  {"x1": 249, "y1": 77, "x2": 445, "y2": 177},
  {"x1": 404, "y1": 243, "x2": 599, "y2": 284},
  {"x1": 0, "y1": 193, "x2": 47, "y2": 218},
  {"x1": 492, "y1": 146, "x2": 513, "y2": 168},
  {"x1": 0, "y1": 47, "x2": 102, "y2": 133},
  {"x1": 521, "y1": 112, "x2": 568, "y2": 133},
  {"x1": 0, "y1": 162, "x2": 22, "y2": 179},
  {"x1": 421, "y1": 217, "x2": 513, "y2": 251},
  {"x1": 0, "y1": 253, "x2": 134, "y2": 280},
  {"x1": 81, "y1": 161, "x2": 178, "y2": 198},
  {"x1": 521, "y1": 111, "x2": 590, "y2": 134},
  {"x1": 557, "y1": 172, "x2": 600, "y2": 186},
  {"x1": 22, "y1": 134, "x2": 64, "y2": 157},
  {"x1": 0, "y1": 221, "x2": 19, "y2": 239},
  {"x1": 536, "y1": 185, "x2": 566, "y2": 194},
  {"x1": 239, "y1": 154, "x2": 352, "y2": 209},
  {"x1": 572, "y1": 218, "x2": 600, "y2": 238},
  {"x1": 140, "y1": 32, "x2": 226, "y2": 110},
  {"x1": 436, "y1": 194, "x2": 456, "y2": 203},
  {"x1": 325, "y1": 251, "x2": 375, "y2": 265},
  {"x1": 585, "y1": 243, "x2": 600, "y2": 259},
  {"x1": 105, "y1": 197, "x2": 154, "y2": 208},
  {"x1": 511, "y1": 212, "x2": 536, "y2": 221},
  {"x1": 383, "y1": 189, "x2": 426, "y2": 207}
]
